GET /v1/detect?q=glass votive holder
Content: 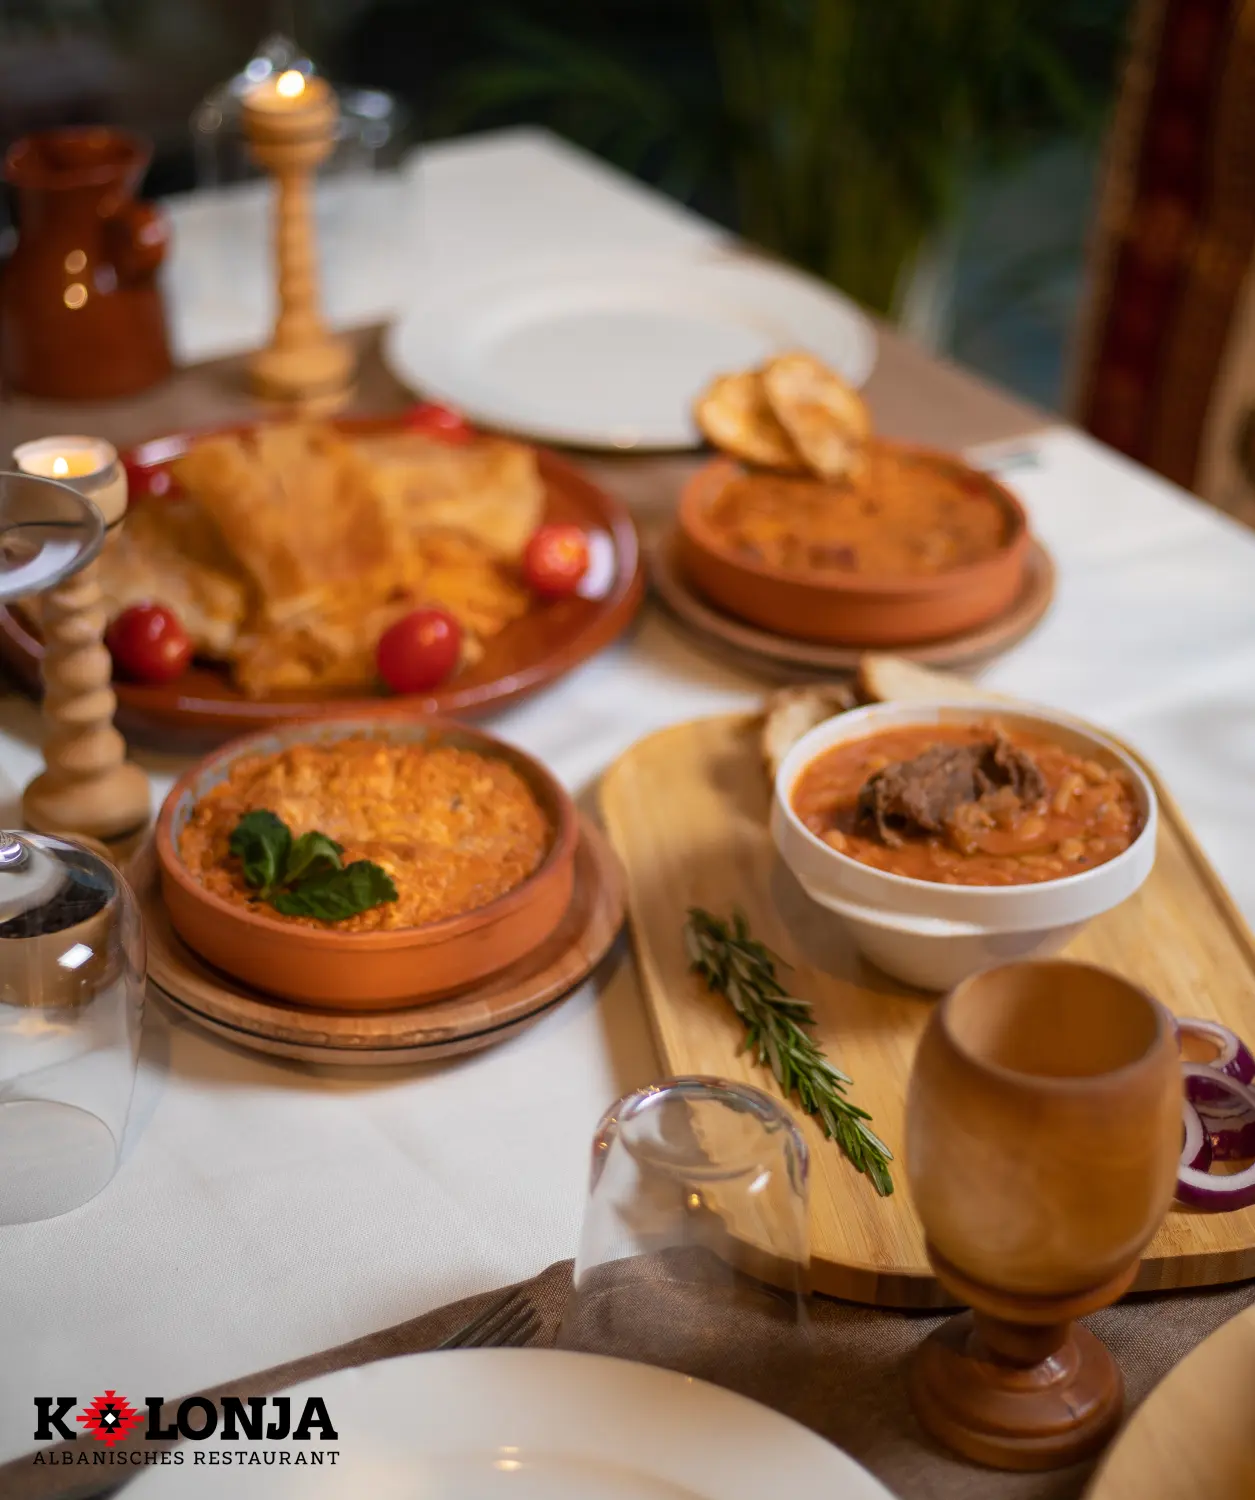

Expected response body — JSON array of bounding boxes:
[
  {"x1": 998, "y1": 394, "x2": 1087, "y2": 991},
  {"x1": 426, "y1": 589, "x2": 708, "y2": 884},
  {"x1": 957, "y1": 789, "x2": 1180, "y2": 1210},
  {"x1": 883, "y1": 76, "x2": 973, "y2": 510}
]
[{"x1": 0, "y1": 833, "x2": 144, "y2": 1224}]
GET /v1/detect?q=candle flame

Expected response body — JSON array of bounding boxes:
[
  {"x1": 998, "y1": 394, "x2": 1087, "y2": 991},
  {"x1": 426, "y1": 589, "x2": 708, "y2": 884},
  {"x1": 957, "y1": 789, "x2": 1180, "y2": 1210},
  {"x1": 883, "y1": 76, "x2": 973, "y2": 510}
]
[
  {"x1": 52, "y1": 456, "x2": 68, "y2": 477},
  {"x1": 276, "y1": 70, "x2": 306, "y2": 99}
]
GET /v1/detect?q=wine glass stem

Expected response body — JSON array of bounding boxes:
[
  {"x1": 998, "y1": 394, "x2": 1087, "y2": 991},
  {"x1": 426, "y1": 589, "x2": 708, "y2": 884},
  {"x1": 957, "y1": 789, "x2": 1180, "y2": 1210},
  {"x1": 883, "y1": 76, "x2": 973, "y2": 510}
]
[{"x1": 971, "y1": 1311, "x2": 1070, "y2": 1368}]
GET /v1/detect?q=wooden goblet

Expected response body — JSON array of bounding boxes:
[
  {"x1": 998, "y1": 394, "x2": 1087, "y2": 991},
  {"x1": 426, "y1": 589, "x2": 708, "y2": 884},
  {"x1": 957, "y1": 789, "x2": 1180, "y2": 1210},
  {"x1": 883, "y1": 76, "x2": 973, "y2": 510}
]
[{"x1": 906, "y1": 959, "x2": 1181, "y2": 1471}]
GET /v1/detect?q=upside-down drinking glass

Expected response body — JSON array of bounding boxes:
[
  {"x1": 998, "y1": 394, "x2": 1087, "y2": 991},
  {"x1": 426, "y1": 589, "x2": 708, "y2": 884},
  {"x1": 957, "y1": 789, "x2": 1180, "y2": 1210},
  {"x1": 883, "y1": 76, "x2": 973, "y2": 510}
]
[{"x1": 558, "y1": 1077, "x2": 811, "y2": 1371}]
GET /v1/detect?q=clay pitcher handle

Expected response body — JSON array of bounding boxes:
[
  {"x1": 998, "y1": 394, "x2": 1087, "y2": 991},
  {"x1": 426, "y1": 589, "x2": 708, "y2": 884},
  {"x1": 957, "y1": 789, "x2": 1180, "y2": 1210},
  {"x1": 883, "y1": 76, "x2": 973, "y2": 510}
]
[{"x1": 104, "y1": 200, "x2": 170, "y2": 281}]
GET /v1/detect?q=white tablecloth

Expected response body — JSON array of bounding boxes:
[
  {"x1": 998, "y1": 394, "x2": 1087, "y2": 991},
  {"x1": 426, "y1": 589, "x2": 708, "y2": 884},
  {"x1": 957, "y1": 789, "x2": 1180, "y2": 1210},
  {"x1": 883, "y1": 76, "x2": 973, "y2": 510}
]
[
  {"x1": 4, "y1": 425, "x2": 1255, "y2": 1463},
  {"x1": 160, "y1": 127, "x2": 723, "y2": 366}
]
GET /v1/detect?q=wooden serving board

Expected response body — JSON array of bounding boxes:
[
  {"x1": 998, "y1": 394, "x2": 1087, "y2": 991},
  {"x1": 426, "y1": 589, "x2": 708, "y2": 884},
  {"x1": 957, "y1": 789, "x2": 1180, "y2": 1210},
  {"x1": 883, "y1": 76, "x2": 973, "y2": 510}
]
[
  {"x1": 129, "y1": 816, "x2": 625, "y2": 1065},
  {"x1": 600, "y1": 713, "x2": 1255, "y2": 1308},
  {"x1": 1085, "y1": 1301, "x2": 1255, "y2": 1500}
]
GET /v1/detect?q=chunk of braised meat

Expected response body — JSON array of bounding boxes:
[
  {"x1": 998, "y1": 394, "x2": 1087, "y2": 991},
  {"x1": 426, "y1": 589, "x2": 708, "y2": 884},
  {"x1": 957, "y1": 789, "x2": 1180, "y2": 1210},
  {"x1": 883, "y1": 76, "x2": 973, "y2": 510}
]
[{"x1": 856, "y1": 733, "x2": 1046, "y2": 848}]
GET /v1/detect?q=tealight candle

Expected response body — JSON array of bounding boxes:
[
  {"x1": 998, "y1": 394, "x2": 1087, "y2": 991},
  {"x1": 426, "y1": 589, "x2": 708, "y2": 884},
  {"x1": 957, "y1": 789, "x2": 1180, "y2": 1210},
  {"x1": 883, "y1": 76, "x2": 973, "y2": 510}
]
[
  {"x1": 13, "y1": 436, "x2": 127, "y2": 528},
  {"x1": 244, "y1": 68, "x2": 331, "y2": 115}
]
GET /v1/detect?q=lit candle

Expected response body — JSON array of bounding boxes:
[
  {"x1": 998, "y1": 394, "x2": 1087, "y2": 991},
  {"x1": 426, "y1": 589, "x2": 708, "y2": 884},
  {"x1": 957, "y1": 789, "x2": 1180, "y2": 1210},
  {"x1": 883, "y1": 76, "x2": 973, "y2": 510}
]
[
  {"x1": 245, "y1": 68, "x2": 330, "y2": 115},
  {"x1": 12, "y1": 436, "x2": 127, "y2": 527}
]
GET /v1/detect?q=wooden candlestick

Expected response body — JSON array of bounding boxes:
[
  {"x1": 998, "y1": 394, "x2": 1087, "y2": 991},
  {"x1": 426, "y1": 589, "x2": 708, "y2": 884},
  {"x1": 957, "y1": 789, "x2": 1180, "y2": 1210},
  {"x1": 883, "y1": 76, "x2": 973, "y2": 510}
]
[
  {"x1": 241, "y1": 71, "x2": 354, "y2": 413},
  {"x1": 906, "y1": 960, "x2": 1181, "y2": 1471},
  {"x1": 13, "y1": 439, "x2": 150, "y2": 842}
]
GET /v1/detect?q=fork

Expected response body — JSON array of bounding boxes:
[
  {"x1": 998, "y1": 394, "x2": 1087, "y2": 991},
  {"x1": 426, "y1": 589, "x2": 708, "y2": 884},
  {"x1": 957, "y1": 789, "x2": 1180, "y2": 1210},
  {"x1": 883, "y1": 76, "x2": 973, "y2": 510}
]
[{"x1": 436, "y1": 1286, "x2": 541, "y2": 1350}]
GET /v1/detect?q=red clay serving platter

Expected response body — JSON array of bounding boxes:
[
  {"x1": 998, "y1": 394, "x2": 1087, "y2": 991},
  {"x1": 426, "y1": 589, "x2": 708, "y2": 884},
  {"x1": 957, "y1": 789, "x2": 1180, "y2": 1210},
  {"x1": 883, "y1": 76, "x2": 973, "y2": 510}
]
[{"x1": 0, "y1": 413, "x2": 644, "y2": 747}]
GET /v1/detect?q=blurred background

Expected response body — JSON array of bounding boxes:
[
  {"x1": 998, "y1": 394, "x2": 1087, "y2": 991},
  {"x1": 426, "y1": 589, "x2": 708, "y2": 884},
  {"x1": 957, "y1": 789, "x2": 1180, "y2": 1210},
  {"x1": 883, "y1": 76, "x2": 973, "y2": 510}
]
[{"x1": 0, "y1": 0, "x2": 1133, "y2": 413}]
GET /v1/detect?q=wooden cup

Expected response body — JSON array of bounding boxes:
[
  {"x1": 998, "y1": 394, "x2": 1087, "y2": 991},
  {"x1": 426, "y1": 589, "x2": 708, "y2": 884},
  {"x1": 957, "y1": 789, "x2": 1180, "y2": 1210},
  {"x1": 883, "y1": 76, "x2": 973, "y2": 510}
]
[{"x1": 905, "y1": 959, "x2": 1181, "y2": 1471}]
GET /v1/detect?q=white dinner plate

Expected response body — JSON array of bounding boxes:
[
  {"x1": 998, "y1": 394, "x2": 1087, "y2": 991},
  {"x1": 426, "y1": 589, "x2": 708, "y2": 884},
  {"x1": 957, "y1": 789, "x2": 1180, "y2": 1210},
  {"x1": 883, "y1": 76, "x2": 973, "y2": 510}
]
[
  {"x1": 120, "y1": 1347, "x2": 894, "y2": 1498},
  {"x1": 384, "y1": 253, "x2": 877, "y2": 450}
]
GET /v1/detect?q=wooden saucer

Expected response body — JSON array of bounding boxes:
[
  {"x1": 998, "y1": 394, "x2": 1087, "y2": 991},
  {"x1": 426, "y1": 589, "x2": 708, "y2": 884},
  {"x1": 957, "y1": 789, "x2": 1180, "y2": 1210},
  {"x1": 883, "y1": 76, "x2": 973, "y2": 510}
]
[
  {"x1": 1086, "y1": 1301, "x2": 1255, "y2": 1500},
  {"x1": 652, "y1": 529, "x2": 1054, "y2": 678},
  {"x1": 128, "y1": 816, "x2": 625, "y2": 1065}
]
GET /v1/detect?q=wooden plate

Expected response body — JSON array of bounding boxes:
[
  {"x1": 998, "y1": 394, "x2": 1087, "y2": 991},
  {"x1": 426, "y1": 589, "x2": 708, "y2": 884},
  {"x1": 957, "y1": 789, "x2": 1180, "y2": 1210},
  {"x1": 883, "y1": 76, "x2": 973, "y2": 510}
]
[
  {"x1": 129, "y1": 815, "x2": 626, "y2": 1065},
  {"x1": 652, "y1": 528, "x2": 1054, "y2": 676},
  {"x1": 1085, "y1": 1302, "x2": 1255, "y2": 1500},
  {"x1": 600, "y1": 712, "x2": 1255, "y2": 1308},
  {"x1": 0, "y1": 416, "x2": 644, "y2": 747}
]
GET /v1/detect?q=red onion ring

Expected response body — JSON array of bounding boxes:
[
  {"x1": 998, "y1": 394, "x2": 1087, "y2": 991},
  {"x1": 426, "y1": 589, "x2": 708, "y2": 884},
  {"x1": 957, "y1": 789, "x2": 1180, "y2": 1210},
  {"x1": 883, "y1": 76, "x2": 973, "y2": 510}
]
[
  {"x1": 1183, "y1": 1067, "x2": 1255, "y2": 1161},
  {"x1": 1208, "y1": 1116, "x2": 1255, "y2": 1162},
  {"x1": 1176, "y1": 1066, "x2": 1255, "y2": 1210},
  {"x1": 1181, "y1": 1100, "x2": 1212, "y2": 1172},
  {"x1": 1176, "y1": 1017, "x2": 1255, "y2": 1087}
]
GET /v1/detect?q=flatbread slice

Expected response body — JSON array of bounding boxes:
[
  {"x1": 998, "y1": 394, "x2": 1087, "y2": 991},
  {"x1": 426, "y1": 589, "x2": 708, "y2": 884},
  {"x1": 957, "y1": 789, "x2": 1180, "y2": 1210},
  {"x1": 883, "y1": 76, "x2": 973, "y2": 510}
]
[
  {"x1": 171, "y1": 425, "x2": 394, "y2": 625},
  {"x1": 694, "y1": 371, "x2": 805, "y2": 472},
  {"x1": 230, "y1": 532, "x2": 528, "y2": 699},
  {"x1": 93, "y1": 498, "x2": 250, "y2": 659},
  {"x1": 761, "y1": 352, "x2": 871, "y2": 482},
  {"x1": 352, "y1": 432, "x2": 545, "y2": 560}
]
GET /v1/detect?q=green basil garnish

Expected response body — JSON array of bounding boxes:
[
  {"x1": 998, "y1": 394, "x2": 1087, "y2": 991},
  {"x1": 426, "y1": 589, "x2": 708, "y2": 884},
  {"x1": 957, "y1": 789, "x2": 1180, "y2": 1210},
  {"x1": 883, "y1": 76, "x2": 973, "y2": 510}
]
[
  {"x1": 227, "y1": 812, "x2": 396, "y2": 923},
  {"x1": 270, "y1": 860, "x2": 398, "y2": 922},
  {"x1": 228, "y1": 809, "x2": 291, "y2": 898}
]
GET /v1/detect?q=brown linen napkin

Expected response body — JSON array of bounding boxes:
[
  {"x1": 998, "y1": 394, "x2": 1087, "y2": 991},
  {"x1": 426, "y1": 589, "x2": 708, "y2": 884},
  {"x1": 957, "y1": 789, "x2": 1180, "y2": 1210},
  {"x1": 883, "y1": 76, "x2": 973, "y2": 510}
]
[{"x1": 5, "y1": 1262, "x2": 1252, "y2": 1500}]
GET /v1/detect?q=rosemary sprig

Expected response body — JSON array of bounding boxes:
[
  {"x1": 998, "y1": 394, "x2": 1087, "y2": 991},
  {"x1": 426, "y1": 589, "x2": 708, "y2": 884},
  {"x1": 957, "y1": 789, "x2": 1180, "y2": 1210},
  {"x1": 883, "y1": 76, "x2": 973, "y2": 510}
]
[{"x1": 683, "y1": 907, "x2": 894, "y2": 1196}]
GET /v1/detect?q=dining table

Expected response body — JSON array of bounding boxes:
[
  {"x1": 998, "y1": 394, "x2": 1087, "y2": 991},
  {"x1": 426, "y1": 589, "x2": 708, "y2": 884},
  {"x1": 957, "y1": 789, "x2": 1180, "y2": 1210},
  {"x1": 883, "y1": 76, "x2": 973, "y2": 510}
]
[{"x1": 3, "y1": 125, "x2": 1255, "y2": 1500}]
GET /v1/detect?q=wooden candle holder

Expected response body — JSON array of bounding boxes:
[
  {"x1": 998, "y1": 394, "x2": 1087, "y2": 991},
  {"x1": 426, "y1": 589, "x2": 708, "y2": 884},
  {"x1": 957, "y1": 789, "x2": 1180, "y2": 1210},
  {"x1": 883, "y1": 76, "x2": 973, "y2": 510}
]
[
  {"x1": 13, "y1": 440, "x2": 150, "y2": 843},
  {"x1": 906, "y1": 961, "x2": 1181, "y2": 1471},
  {"x1": 241, "y1": 71, "x2": 354, "y2": 413}
]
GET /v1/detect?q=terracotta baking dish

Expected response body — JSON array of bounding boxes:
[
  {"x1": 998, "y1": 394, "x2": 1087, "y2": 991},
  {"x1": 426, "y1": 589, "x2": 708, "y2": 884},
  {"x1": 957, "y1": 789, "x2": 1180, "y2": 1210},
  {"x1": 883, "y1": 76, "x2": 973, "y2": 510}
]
[
  {"x1": 155, "y1": 715, "x2": 579, "y2": 1010},
  {"x1": 676, "y1": 444, "x2": 1031, "y2": 646}
]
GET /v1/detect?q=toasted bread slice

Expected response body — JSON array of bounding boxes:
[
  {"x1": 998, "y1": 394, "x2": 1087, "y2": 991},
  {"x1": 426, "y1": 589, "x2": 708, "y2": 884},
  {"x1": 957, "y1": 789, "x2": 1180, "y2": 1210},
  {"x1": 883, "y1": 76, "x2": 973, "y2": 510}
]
[
  {"x1": 856, "y1": 654, "x2": 1005, "y2": 707},
  {"x1": 760, "y1": 681, "x2": 857, "y2": 780},
  {"x1": 694, "y1": 371, "x2": 805, "y2": 472},
  {"x1": 761, "y1": 352, "x2": 871, "y2": 482},
  {"x1": 759, "y1": 658, "x2": 1006, "y2": 780}
]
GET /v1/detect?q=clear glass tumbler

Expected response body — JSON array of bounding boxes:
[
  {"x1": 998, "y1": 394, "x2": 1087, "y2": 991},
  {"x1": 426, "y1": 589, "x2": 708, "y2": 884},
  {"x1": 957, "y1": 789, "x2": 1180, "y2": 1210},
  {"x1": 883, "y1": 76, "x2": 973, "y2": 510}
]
[
  {"x1": 0, "y1": 833, "x2": 144, "y2": 1224},
  {"x1": 558, "y1": 1077, "x2": 811, "y2": 1371}
]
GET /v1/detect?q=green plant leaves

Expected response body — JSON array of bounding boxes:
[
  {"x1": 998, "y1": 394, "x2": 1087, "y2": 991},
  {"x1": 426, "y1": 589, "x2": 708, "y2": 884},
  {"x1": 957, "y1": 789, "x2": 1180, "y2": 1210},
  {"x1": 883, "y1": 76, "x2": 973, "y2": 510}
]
[
  {"x1": 228, "y1": 810, "x2": 291, "y2": 898},
  {"x1": 271, "y1": 862, "x2": 399, "y2": 923},
  {"x1": 285, "y1": 831, "x2": 344, "y2": 886},
  {"x1": 227, "y1": 812, "x2": 395, "y2": 923}
]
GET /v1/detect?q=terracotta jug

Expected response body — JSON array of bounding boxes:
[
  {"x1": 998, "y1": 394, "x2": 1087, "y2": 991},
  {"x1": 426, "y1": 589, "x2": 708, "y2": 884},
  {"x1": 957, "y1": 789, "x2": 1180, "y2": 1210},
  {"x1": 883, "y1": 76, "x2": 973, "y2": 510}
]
[{"x1": 1, "y1": 128, "x2": 172, "y2": 400}]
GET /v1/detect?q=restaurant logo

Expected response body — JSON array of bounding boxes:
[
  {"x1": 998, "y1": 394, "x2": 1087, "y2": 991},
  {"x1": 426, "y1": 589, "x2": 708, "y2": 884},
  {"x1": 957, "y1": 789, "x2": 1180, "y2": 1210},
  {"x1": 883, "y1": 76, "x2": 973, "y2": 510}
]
[
  {"x1": 32, "y1": 1393, "x2": 340, "y2": 1469},
  {"x1": 77, "y1": 1392, "x2": 145, "y2": 1446}
]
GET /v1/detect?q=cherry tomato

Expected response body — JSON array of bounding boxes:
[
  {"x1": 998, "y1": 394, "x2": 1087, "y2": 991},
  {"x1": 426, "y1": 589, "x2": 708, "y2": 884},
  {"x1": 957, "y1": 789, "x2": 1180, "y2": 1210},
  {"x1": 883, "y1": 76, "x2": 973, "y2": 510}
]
[
  {"x1": 376, "y1": 607, "x2": 462, "y2": 694},
  {"x1": 523, "y1": 524, "x2": 590, "y2": 599},
  {"x1": 106, "y1": 603, "x2": 192, "y2": 684},
  {"x1": 403, "y1": 403, "x2": 474, "y2": 445}
]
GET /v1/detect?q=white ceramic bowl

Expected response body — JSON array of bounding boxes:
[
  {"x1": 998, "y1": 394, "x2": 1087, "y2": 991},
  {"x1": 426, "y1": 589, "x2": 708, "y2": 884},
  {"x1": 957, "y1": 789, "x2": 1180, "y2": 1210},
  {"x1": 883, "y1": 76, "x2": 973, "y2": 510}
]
[{"x1": 771, "y1": 700, "x2": 1157, "y2": 991}]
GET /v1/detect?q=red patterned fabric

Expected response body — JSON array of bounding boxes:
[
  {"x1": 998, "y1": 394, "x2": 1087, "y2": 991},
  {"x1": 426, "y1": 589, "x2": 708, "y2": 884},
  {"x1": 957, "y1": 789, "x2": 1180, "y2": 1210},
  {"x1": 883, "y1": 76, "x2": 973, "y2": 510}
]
[{"x1": 1075, "y1": 0, "x2": 1255, "y2": 499}]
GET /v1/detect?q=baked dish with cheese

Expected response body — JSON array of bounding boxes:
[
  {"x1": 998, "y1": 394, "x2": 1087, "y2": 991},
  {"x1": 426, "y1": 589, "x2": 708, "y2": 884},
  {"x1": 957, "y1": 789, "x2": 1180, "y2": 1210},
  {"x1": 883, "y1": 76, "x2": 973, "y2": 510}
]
[
  {"x1": 180, "y1": 736, "x2": 552, "y2": 931},
  {"x1": 155, "y1": 717, "x2": 582, "y2": 1008}
]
